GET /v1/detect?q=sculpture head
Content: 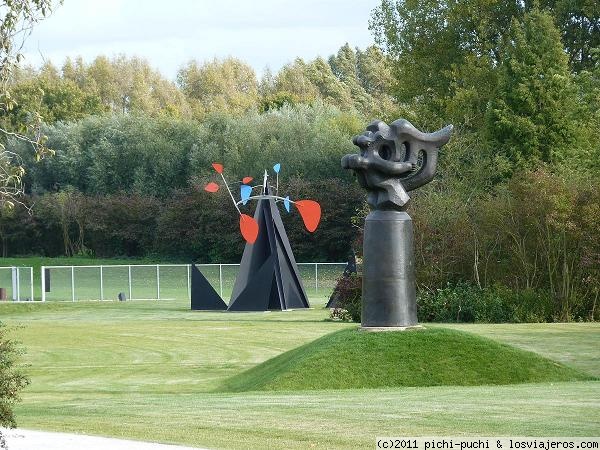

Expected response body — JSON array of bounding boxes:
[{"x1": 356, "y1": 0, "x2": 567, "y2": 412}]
[{"x1": 341, "y1": 119, "x2": 453, "y2": 211}]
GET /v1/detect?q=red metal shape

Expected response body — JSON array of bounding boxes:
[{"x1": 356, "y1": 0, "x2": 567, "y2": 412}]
[
  {"x1": 204, "y1": 182, "x2": 220, "y2": 193},
  {"x1": 239, "y1": 214, "x2": 259, "y2": 244},
  {"x1": 295, "y1": 200, "x2": 321, "y2": 232}
]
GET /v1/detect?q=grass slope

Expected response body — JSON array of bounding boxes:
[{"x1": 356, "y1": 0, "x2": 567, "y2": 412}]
[
  {"x1": 222, "y1": 327, "x2": 593, "y2": 392},
  {"x1": 440, "y1": 323, "x2": 600, "y2": 377}
]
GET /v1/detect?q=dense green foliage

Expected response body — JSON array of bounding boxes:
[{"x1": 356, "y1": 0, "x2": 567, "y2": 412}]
[
  {"x1": 371, "y1": 2, "x2": 599, "y2": 173},
  {"x1": 329, "y1": 274, "x2": 362, "y2": 322},
  {"x1": 411, "y1": 170, "x2": 600, "y2": 321},
  {"x1": 3, "y1": 105, "x2": 365, "y2": 261},
  {"x1": 22, "y1": 114, "x2": 202, "y2": 196},
  {"x1": 0, "y1": 323, "x2": 29, "y2": 428},
  {"x1": 540, "y1": 0, "x2": 599, "y2": 72},
  {"x1": 0, "y1": 180, "x2": 364, "y2": 262},
  {"x1": 486, "y1": 9, "x2": 579, "y2": 170},
  {"x1": 418, "y1": 283, "x2": 555, "y2": 323},
  {"x1": 222, "y1": 327, "x2": 591, "y2": 391},
  {"x1": 330, "y1": 169, "x2": 599, "y2": 322},
  {"x1": 8, "y1": 46, "x2": 394, "y2": 123}
]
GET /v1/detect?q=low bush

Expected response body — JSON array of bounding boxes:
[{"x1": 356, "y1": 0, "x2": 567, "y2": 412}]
[
  {"x1": 0, "y1": 323, "x2": 30, "y2": 429},
  {"x1": 417, "y1": 282, "x2": 556, "y2": 323},
  {"x1": 329, "y1": 274, "x2": 362, "y2": 322},
  {"x1": 329, "y1": 278, "x2": 559, "y2": 324}
]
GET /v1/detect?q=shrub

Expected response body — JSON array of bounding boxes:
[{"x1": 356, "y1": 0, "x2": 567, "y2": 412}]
[
  {"x1": 328, "y1": 278, "x2": 563, "y2": 324},
  {"x1": 329, "y1": 274, "x2": 362, "y2": 322},
  {"x1": 328, "y1": 277, "x2": 556, "y2": 324},
  {"x1": 405, "y1": 169, "x2": 600, "y2": 322},
  {"x1": 0, "y1": 323, "x2": 29, "y2": 429},
  {"x1": 417, "y1": 282, "x2": 556, "y2": 323}
]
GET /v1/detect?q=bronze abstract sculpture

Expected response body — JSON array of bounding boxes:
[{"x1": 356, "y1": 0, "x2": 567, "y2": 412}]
[{"x1": 342, "y1": 119, "x2": 452, "y2": 328}]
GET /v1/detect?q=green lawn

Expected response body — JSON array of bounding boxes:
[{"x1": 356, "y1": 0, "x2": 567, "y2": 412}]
[{"x1": 0, "y1": 299, "x2": 599, "y2": 448}]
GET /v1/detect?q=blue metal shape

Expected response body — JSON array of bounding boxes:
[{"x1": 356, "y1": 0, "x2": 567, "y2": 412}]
[{"x1": 241, "y1": 185, "x2": 252, "y2": 205}]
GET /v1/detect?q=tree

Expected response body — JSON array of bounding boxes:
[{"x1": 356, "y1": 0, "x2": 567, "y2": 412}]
[
  {"x1": 369, "y1": 0, "x2": 523, "y2": 117},
  {"x1": 486, "y1": 7, "x2": 578, "y2": 169},
  {"x1": 0, "y1": 0, "x2": 59, "y2": 209},
  {"x1": 8, "y1": 74, "x2": 104, "y2": 125},
  {"x1": 355, "y1": 45, "x2": 395, "y2": 96},
  {"x1": 328, "y1": 44, "x2": 374, "y2": 114},
  {"x1": 262, "y1": 47, "x2": 397, "y2": 117},
  {"x1": 573, "y1": 48, "x2": 600, "y2": 173},
  {"x1": 272, "y1": 58, "x2": 321, "y2": 105},
  {"x1": 177, "y1": 57, "x2": 259, "y2": 118},
  {"x1": 304, "y1": 57, "x2": 354, "y2": 110},
  {"x1": 538, "y1": 0, "x2": 600, "y2": 72},
  {"x1": 36, "y1": 189, "x2": 89, "y2": 256},
  {"x1": 12, "y1": 113, "x2": 203, "y2": 197},
  {"x1": 271, "y1": 57, "x2": 356, "y2": 112},
  {"x1": 84, "y1": 55, "x2": 190, "y2": 117},
  {"x1": 328, "y1": 43, "x2": 359, "y2": 82}
]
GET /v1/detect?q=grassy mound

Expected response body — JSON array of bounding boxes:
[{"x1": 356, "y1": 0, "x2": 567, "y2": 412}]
[{"x1": 221, "y1": 327, "x2": 593, "y2": 392}]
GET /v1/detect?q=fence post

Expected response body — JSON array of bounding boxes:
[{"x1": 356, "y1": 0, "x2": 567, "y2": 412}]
[
  {"x1": 16, "y1": 267, "x2": 21, "y2": 301},
  {"x1": 100, "y1": 266, "x2": 104, "y2": 301},
  {"x1": 219, "y1": 264, "x2": 223, "y2": 298},
  {"x1": 315, "y1": 263, "x2": 318, "y2": 297},
  {"x1": 128, "y1": 265, "x2": 132, "y2": 300},
  {"x1": 30, "y1": 268, "x2": 34, "y2": 302},
  {"x1": 71, "y1": 266, "x2": 75, "y2": 302},
  {"x1": 156, "y1": 264, "x2": 160, "y2": 300},
  {"x1": 11, "y1": 267, "x2": 17, "y2": 301},
  {"x1": 186, "y1": 264, "x2": 191, "y2": 300},
  {"x1": 41, "y1": 266, "x2": 46, "y2": 302}
]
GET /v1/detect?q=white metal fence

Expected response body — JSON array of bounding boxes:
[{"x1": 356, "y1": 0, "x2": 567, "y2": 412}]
[
  {"x1": 0, "y1": 267, "x2": 34, "y2": 301},
  {"x1": 39, "y1": 262, "x2": 346, "y2": 302}
]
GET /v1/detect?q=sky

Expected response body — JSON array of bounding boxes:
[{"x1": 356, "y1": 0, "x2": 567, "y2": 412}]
[{"x1": 21, "y1": 0, "x2": 382, "y2": 81}]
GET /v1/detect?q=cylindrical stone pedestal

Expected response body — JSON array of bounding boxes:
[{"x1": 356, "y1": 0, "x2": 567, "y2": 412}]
[{"x1": 362, "y1": 210, "x2": 417, "y2": 328}]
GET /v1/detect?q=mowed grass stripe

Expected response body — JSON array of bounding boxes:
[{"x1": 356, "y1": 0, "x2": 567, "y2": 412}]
[
  {"x1": 5, "y1": 300, "x2": 353, "y2": 394},
  {"x1": 16, "y1": 382, "x2": 600, "y2": 449}
]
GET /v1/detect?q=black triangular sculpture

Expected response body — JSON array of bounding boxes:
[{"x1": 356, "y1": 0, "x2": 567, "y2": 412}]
[
  {"x1": 228, "y1": 186, "x2": 310, "y2": 311},
  {"x1": 326, "y1": 251, "x2": 358, "y2": 308},
  {"x1": 190, "y1": 263, "x2": 227, "y2": 310},
  {"x1": 227, "y1": 255, "x2": 276, "y2": 311}
]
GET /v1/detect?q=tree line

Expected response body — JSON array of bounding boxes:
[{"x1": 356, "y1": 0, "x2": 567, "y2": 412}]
[{"x1": 4, "y1": 44, "x2": 397, "y2": 123}]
